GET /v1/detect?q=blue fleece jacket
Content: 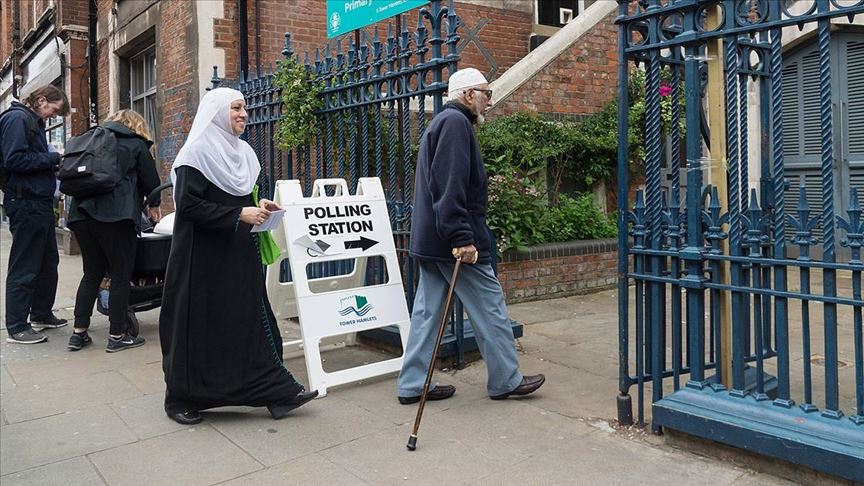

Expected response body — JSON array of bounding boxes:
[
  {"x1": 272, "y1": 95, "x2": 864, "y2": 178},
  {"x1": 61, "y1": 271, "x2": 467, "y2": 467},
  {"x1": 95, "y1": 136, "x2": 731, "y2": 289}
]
[
  {"x1": 0, "y1": 101, "x2": 60, "y2": 200},
  {"x1": 409, "y1": 102, "x2": 492, "y2": 264}
]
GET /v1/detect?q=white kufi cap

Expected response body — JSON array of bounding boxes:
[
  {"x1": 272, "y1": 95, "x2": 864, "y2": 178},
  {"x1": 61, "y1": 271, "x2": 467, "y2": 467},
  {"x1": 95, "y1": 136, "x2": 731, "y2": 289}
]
[{"x1": 447, "y1": 68, "x2": 488, "y2": 95}]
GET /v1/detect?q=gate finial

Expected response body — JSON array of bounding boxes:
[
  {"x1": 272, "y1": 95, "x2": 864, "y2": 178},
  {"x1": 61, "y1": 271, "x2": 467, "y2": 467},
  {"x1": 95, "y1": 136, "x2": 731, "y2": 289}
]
[{"x1": 282, "y1": 33, "x2": 293, "y2": 59}]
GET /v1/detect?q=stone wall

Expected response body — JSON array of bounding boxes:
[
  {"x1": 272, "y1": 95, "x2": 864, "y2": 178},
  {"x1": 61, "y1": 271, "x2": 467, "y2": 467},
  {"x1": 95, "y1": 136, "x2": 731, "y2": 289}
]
[{"x1": 496, "y1": 239, "x2": 619, "y2": 304}]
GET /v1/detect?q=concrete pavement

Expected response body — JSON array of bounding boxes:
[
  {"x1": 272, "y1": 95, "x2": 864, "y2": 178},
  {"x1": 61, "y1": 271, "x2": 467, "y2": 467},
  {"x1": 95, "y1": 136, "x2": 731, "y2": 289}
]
[{"x1": 0, "y1": 226, "x2": 808, "y2": 485}]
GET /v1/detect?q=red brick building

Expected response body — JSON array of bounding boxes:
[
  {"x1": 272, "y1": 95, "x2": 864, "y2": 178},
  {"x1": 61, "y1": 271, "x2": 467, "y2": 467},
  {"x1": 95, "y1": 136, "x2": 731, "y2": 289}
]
[{"x1": 1, "y1": 0, "x2": 619, "y2": 175}]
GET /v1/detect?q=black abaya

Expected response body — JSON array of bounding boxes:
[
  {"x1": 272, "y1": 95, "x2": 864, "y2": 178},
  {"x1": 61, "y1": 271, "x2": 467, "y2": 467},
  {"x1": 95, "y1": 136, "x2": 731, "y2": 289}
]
[{"x1": 159, "y1": 166, "x2": 302, "y2": 414}]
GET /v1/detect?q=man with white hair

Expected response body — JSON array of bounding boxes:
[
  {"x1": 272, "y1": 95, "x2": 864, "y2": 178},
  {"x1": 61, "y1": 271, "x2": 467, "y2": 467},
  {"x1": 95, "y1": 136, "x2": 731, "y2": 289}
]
[{"x1": 396, "y1": 67, "x2": 545, "y2": 404}]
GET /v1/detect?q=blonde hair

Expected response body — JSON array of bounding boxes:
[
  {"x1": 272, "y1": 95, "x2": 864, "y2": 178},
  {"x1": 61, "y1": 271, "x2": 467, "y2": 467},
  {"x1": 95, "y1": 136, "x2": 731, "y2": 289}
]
[{"x1": 106, "y1": 109, "x2": 153, "y2": 141}]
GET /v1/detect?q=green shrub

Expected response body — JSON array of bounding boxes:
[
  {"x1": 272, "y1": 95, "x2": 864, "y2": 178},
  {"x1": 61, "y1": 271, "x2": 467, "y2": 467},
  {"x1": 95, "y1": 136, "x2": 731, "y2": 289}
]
[
  {"x1": 486, "y1": 171, "x2": 548, "y2": 252},
  {"x1": 540, "y1": 193, "x2": 617, "y2": 242}
]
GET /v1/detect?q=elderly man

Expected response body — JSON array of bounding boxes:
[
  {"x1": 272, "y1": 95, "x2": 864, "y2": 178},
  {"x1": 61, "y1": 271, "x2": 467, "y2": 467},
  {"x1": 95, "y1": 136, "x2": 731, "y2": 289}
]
[{"x1": 396, "y1": 67, "x2": 545, "y2": 404}]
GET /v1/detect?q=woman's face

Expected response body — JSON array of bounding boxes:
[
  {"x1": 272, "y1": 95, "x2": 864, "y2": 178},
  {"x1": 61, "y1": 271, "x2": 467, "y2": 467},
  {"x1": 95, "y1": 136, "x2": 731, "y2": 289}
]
[{"x1": 229, "y1": 99, "x2": 247, "y2": 135}]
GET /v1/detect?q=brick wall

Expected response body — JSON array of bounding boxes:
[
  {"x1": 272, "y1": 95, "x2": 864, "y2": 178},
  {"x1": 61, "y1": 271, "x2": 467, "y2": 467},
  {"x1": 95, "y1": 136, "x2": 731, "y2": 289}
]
[
  {"x1": 490, "y1": 11, "x2": 619, "y2": 117},
  {"x1": 59, "y1": 0, "x2": 88, "y2": 28},
  {"x1": 95, "y1": 0, "x2": 111, "y2": 121},
  {"x1": 218, "y1": 1, "x2": 531, "y2": 83},
  {"x1": 1, "y1": 3, "x2": 11, "y2": 67},
  {"x1": 496, "y1": 239, "x2": 619, "y2": 304},
  {"x1": 154, "y1": 0, "x2": 196, "y2": 180}
]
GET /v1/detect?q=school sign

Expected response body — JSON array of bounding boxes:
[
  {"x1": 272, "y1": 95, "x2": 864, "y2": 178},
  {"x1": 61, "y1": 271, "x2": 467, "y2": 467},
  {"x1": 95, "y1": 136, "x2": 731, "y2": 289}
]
[{"x1": 327, "y1": 0, "x2": 428, "y2": 38}]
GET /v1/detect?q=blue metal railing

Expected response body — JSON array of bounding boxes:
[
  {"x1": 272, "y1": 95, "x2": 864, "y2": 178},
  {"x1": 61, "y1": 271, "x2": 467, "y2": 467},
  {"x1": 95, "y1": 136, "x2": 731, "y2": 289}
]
[{"x1": 617, "y1": 0, "x2": 864, "y2": 479}]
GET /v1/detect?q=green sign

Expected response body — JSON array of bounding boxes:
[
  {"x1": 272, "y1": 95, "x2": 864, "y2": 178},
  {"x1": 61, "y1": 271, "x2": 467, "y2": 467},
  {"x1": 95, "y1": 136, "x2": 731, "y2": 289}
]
[{"x1": 327, "y1": 0, "x2": 428, "y2": 38}]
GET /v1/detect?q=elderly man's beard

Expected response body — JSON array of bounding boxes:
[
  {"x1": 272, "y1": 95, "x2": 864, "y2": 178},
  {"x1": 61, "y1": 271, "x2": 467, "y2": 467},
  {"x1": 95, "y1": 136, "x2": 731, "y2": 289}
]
[{"x1": 472, "y1": 96, "x2": 486, "y2": 124}]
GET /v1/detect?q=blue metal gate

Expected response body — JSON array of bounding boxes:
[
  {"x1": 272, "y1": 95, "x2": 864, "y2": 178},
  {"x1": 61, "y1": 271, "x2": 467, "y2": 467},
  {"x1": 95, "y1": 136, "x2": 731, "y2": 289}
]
[{"x1": 616, "y1": 0, "x2": 864, "y2": 479}]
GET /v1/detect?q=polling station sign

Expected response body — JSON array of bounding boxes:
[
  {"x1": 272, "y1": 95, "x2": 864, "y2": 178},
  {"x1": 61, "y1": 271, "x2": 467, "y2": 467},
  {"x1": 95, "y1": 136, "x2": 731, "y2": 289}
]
[
  {"x1": 272, "y1": 177, "x2": 411, "y2": 396},
  {"x1": 327, "y1": 0, "x2": 428, "y2": 38}
]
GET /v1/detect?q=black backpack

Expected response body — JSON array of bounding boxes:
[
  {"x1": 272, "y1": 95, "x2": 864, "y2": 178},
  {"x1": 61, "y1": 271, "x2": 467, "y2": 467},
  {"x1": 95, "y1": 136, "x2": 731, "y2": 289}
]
[{"x1": 58, "y1": 126, "x2": 121, "y2": 198}]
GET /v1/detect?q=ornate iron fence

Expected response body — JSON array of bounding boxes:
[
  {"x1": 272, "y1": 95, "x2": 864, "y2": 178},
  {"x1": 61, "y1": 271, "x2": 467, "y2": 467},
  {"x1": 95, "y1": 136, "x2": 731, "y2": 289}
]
[
  {"x1": 616, "y1": 0, "x2": 864, "y2": 479},
  {"x1": 210, "y1": 0, "x2": 518, "y2": 365}
]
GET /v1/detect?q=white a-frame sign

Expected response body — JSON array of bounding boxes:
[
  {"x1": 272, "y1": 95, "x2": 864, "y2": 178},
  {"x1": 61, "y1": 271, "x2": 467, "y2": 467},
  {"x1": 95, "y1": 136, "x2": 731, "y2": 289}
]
[{"x1": 272, "y1": 178, "x2": 410, "y2": 396}]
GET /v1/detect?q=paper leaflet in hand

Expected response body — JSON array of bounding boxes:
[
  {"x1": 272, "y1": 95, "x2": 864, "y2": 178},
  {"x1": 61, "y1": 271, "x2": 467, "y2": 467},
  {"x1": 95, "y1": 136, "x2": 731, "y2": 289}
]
[{"x1": 250, "y1": 209, "x2": 285, "y2": 232}]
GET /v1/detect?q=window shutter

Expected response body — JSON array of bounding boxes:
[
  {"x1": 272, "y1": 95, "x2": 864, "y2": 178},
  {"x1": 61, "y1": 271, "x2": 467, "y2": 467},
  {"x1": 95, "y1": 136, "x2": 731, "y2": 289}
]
[{"x1": 845, "y1": 39, "x2": 864, "y2": 161}]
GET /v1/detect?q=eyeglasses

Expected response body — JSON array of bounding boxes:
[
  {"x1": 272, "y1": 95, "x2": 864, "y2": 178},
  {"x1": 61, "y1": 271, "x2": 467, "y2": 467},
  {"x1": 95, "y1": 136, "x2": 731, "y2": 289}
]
[{"x1": 472, "y1": 88, "x2": 493, "y2": 98}]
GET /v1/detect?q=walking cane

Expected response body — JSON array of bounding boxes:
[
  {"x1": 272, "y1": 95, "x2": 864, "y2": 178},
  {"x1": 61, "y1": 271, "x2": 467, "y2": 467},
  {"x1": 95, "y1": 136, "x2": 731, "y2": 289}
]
[{"x1": 406, "y1": 257, "x2": 462, "y2": 451}]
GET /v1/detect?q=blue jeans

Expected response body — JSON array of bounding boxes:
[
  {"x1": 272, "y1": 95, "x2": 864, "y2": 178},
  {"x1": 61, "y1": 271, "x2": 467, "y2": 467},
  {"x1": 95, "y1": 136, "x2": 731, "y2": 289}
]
[
  {"x1": 397, "y1": 260, "x2": 523, "y2": 397},
  {"x1": 4, "y1": 197, "x2": 59, "y2": 334}
]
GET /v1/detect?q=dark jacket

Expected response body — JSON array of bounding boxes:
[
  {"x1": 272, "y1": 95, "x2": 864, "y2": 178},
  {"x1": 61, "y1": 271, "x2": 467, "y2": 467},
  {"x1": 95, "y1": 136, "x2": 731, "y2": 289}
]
[
  {"x1": 67, "y1": 121, "x2": 162, "y2": 230},
  {"x1": 0, "y1": 101, "x2": 61, "y2": 200},
  {"x1": 409, "y1": 102, "x2": 492, "y2": 264}
]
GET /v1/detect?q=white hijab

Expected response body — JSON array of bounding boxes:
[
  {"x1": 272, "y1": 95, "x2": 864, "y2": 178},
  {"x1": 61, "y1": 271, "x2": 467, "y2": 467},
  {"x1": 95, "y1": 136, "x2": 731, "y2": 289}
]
[{"x1": 171, "y1": 87, "x2": 260, "y2": 196}]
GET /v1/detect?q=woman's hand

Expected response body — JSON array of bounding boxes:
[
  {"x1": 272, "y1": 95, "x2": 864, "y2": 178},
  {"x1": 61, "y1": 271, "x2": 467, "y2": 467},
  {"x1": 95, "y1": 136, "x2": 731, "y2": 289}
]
[
  {"x1": 259, "y1": 198, "x2": 281, "y2": 212},
  {"x1": 148, "y1": 206, "x2": 162, "y2": 223},
  {"x1": 240, "y1": 206, "x2": 271, "y2": 226}
]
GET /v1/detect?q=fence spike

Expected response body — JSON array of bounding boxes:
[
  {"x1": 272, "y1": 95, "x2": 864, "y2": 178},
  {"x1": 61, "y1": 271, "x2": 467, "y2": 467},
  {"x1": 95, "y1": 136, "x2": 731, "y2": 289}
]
[
  {"x1": 282, "y1": 32, "x2": 293, "y2": 59},
  {"x1": 208, "y1": 65, "x2": 221, "y2": 90}
]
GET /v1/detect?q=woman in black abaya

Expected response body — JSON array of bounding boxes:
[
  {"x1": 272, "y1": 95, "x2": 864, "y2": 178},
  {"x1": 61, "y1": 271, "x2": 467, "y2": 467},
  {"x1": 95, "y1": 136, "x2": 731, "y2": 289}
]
[{"x1": 159, "y1": 87, "x2": 316, "y2": 425}]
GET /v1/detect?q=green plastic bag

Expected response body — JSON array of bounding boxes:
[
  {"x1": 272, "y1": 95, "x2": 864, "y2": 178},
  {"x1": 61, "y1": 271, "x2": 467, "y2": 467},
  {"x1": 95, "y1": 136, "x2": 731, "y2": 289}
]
[{"x1": 251, "y1": 185, "x2": 282, "y2": 266}]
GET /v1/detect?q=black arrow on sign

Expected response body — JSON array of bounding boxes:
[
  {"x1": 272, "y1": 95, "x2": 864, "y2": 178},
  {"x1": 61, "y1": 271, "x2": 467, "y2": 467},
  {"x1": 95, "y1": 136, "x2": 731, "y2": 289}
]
[{"x1": 344, "y1": 236, "x2": 378, "y2": 251}]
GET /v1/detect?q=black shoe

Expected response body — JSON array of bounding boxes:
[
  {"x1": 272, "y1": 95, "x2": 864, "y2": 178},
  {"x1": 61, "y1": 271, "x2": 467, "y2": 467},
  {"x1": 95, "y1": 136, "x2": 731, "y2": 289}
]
[
  {"x1": 268, "y1": 390, "x2": 319, "y2": 419},
  {"x1": 106, "y1": 334, "x2": 145, "y2": 353},
  {"x1": 168, "y1": 411, "x2": 203, "y2": 425},
  {"x1": 490, "y1": 374, "x2": 546, "y2": 400},
  {"x1": 398, "y1": 384, "x2": 456, "y2": 405},
  {"x1": 30, "y1": 314, "x2": 68, "y2": 330},
  {"x1": 67, "y1": 332, "x2": 93, "y2": 351},
  {"x1": 6, "y1": 328, "x2": 48, "y2": 344}
]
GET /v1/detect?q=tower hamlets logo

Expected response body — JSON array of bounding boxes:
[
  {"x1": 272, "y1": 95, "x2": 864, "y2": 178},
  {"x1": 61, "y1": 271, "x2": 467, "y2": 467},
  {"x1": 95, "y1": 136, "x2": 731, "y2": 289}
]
[
  {"x1": 330, "y1": 12, "x2": 341, "y2": 32},
  {"x1": 338, "y1": 294, "x2": 373, "y2": 317}
]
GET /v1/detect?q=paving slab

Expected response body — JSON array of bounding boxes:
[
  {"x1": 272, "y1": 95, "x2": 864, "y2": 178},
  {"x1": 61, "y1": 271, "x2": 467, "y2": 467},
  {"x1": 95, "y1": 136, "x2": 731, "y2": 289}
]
[
  {"x1": 526, "y1": 316, "x2": 619, "y2": 348},
  {"x1": 476, "y1": 429, "x2": 745, "y2": 486},
  {"x1": 319, "y1": 412, "x2": 526, "y2": 486},
  {"x1": 434, "y1": 397, "x2": 598, "y2": 456},
  {"x1": 0, "y1": 404, "x2": 137, "y2": 474},
  {"x1": 207, "y1": 395, "x2": 392, "y2": 467},
  {"x1": 88, "y1": 426, "x2": 262, "y2": 486},
  {"x1": 2, "y1": 337, "x2": 161, "y2": 386},
  {"x1": 116, "y1": 361, "x2": 166, "y2": 395},
  {"x1": 518, "y1": 332, "x2": 619, "y2": 380},
  {"x1": 110, "y1": 393, "x2": 187, "y2": 440},
  {"x1": 0, "y1": 456, "x2": 105, "y2": 486},
  {"x1": 1, "y1": 363, "x2": 15, "y2": 392},
  {"x1": 448, "y1": 355, "x2": 618, "y2": 420},
  {"x1": 1, "y1": 370, "x2": 141, "y2": 423},
  {"x1": 327, "y1": 371, "x2": 491, "y2": 426},
  {"x1": 219, "y1": 453, "x2": 368, "y2": 486},
  {"x1": 725, "y1": 470, "x2": 799, "y2": 485}
]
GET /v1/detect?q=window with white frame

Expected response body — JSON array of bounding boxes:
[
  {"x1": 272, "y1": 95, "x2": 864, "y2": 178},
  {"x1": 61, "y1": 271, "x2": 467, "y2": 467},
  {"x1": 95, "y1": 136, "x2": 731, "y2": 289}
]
[
  {"x1": 45, "y1": 114, "x2": 65, "y2": 152},
  {"x1": 129, "y1": 46, "x2": 156, "y2": 138},
  {"x1": 536, "y1": 0, "x2": 584, "y2": 27},
  {"x1": 44, "y1": 80, "x2": 65, "y2": 153}
]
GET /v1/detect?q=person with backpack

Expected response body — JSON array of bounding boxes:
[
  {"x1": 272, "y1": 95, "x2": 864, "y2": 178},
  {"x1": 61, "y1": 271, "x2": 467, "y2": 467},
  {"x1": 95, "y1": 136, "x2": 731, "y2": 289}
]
[
  {"x1": 65, "y1": 109, "x2": 162, "y2": 352},
  {"x1": 0, "y1": 85, "x2": 70, "y2": 344}
]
